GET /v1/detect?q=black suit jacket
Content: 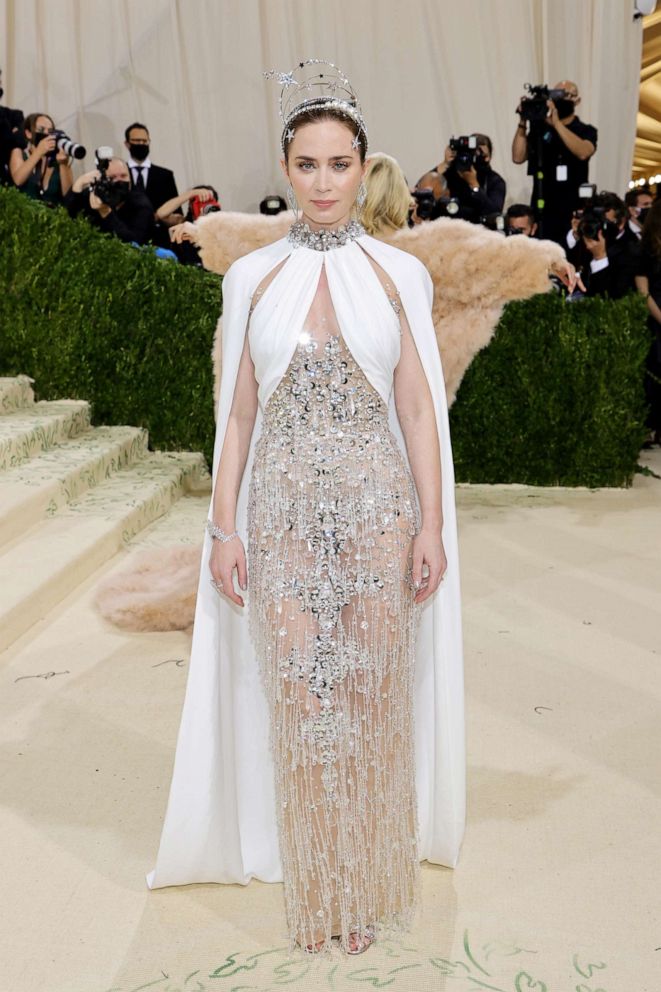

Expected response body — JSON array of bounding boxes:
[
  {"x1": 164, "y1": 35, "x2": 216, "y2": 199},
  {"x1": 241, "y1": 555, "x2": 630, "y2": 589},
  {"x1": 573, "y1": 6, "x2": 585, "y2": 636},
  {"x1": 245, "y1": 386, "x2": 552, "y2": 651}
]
[
  {"x1": 585, "y1": 234, "x2": 641, "y2": 300},
  {"x1": 65, "y1": 187, "x2": 155, "y2": 245},
  {"x1": 444, "y1": 165, "x2": 506, "y2": 223},
  {"x1": 143, "y1": 163, "x2": 178, "y2": 212}
]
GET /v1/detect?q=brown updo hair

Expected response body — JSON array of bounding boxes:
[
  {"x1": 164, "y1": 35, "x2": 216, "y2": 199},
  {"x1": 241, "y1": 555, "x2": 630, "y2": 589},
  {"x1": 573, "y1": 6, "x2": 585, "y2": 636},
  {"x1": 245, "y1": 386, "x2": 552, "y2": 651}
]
[{"x1": 283, "y1": 105, "x2": 367, "y2": 163}]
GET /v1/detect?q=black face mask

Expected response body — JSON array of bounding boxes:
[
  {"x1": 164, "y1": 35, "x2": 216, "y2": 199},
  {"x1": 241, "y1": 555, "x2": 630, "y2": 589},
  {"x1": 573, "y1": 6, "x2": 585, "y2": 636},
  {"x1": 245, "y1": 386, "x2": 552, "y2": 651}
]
[
  {"x1": 101, "y1": 179, "x2": 131, "y2": 208},
  {"x1": 112, "y1": 179, "x2": 131, "y2": 198},
  {"x1": 553, "y1": 98, "x2": 576, "y2": 120},
  {"x1": 638, "y1": 207, "x2": 651, "y2": 225},
  {"x1": 0, "y1": 87, "x2": 4, "y2": 100},
  {"x1": 129, "y1": 142, "x2": 149, "y2": 162}
]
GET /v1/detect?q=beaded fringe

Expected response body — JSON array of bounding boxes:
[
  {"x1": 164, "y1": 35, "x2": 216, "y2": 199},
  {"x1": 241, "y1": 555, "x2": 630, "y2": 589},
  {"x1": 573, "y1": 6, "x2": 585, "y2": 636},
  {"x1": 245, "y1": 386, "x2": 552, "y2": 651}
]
[{"x1": 246, "y1": 323, "x2": 423, "y2": 956}]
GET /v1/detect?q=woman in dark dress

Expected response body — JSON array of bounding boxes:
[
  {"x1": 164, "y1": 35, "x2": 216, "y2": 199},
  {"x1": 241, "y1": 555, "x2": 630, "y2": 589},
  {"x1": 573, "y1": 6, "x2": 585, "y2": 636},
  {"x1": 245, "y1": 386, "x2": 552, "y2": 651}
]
[{"x1": 9, "y1": 112, "x2": 72, "y2": 206}]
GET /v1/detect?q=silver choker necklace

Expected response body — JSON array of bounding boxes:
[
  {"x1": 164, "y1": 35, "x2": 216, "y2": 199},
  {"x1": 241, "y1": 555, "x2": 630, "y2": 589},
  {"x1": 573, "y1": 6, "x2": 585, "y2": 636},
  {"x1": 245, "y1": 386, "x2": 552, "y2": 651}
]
[{"x1": 287, "y1": 219, "x2": 365, "y2": 251}]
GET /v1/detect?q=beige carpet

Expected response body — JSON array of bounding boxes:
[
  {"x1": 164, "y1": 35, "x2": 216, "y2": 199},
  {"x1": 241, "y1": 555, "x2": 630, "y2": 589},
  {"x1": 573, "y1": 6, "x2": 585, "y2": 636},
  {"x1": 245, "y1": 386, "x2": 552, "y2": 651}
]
[{"x1": 1, "y1": 451, "x2": 659, "y2": 992}]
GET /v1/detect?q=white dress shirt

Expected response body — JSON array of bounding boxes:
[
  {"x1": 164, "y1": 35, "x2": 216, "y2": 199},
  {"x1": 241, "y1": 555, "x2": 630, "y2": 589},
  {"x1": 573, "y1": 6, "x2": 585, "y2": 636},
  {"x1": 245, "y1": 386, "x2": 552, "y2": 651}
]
[{"x1": 127, "y1": 155, "x2": 152, "y2": 189}]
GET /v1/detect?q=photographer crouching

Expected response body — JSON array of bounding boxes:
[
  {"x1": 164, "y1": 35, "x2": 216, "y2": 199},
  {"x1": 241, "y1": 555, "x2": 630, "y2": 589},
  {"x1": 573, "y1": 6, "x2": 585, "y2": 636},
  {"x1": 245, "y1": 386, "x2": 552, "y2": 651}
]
[
  {"x1": 435, "y1": 133, "x2": 506, "y2": 224},
  {"x1": 64, "y1": 151, "x2": 155, "y2": 245},
  {"x1": 512, "y1": 81, "x2": 597, "y2": 245},
  {"x1": 573, "y1": 192, "x2": 640, "y2": 300}
]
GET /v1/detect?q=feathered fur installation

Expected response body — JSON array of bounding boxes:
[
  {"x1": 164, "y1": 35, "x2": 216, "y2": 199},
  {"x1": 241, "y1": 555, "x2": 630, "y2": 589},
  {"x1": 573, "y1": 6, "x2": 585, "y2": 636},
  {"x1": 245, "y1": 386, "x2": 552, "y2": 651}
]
[
  {"x1": 94, "y1": 545, "x2": 201, "y2": 632},
  {"x1": 95, "y1": 211, "x2": 565, "y2": 633},
  {"x1": 197, "y1": 211, "x2": 565, "y2": 413}
]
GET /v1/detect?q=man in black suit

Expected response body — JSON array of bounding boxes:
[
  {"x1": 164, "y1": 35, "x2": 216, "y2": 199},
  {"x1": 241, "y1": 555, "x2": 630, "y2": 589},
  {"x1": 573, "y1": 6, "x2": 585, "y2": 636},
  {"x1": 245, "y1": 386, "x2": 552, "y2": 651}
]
[{"x1": 124, "y1": 122, "x2": 178, "y2": 247}]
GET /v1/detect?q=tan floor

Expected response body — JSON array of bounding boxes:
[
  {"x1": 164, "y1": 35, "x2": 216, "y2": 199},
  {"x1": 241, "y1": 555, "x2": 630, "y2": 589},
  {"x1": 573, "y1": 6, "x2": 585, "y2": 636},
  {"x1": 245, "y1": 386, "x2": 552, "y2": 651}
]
[{"x1": 1, "y1": 451, "x2": 660, "y2": 992}]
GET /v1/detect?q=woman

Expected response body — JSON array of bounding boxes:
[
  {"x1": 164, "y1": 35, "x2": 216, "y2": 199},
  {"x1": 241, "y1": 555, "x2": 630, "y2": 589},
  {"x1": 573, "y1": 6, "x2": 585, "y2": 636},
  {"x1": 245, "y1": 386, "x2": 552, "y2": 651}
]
[
  {"x1": 156, "y1": 184, "x2": 221, "y2": 224},
  {"x1": 158, "y1": 185, "x2": 220, "y2": 264},
  {"x1": 146, "y1": 60, "x2": 465, "y2": 958},
  {"x1": 9, "y1": 112, "x2": 72, "y2": 205},
  {"x1": 360, "y1": 152, "x2": 412, "y2": 236},
  {"x1": 635, "y1": 197, "x2": 661, "y2": 446}
]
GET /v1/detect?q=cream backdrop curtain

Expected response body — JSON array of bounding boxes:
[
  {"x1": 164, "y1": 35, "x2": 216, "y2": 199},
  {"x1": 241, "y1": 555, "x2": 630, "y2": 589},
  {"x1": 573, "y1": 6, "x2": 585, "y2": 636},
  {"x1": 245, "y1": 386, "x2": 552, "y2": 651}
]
[{"x1": 1, "y1": 0, "x2": 642, "y2": 211}]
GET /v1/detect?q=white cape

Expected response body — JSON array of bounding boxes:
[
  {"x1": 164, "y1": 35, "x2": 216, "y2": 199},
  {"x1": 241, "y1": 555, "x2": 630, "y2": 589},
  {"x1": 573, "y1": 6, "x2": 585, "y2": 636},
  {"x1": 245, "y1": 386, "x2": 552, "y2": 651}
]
[{"x1": 146, "y1": 232, "x2": 465, "y2": 889}]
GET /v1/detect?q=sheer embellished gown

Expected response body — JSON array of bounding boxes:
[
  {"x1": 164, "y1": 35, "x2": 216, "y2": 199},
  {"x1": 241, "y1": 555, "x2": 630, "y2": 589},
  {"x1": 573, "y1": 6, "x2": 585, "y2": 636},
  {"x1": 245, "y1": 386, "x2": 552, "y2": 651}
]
[{"x1": 246, "y1": 260, "x2": 423, "y2": 952}]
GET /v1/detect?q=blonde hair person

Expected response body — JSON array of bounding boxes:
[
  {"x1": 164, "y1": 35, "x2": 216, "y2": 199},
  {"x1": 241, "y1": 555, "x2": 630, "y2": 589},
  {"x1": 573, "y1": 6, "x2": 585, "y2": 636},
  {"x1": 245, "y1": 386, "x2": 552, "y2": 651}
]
[{"x1": 361, "y1": 152, "x2": 412, "y2": 235}]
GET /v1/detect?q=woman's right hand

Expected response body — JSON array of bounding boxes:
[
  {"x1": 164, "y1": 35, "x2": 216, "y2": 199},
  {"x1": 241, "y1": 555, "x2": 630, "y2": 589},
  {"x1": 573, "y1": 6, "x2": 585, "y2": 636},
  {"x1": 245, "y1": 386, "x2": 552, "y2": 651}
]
[{"x1": 209, "y1": 536, "x2": 247, "y2": 607}]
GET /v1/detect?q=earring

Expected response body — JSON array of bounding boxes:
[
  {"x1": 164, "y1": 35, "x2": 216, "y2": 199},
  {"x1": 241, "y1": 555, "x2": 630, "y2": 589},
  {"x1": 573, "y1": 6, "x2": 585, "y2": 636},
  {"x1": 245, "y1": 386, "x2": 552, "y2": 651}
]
[
  {"x1": 287, "y1": 182, "x2": 298, "y2": 213},
  {"x1": 356, "y1": 180, "x2": 367, "y2": 211}
]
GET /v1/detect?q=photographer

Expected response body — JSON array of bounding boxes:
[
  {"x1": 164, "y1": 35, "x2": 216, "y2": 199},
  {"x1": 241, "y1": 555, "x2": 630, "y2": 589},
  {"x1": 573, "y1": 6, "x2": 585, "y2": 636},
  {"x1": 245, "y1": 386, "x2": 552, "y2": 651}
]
[
  {"x1": 410, "y1": 170, "x2": 447, "y2": 225},
  {"x1": 65, "y1": 158, "x2": 154, "y2": 245},
  {"x1": 512, "y1": 81, "x2": 597, "y2": 245},
  {"x1": 0, "y1": 67, "x2": 25, "y2": 186},
  {"x1": 9, "y1": 112, "x2": 73, "y2": 205},
  {"x1": 158, "y1": 185, "x2": 221, "y2": 265},
  {"x1": 436, "y1": 133, "x2": 506, "y2": 224},
  {"x1": 576, "y1": 193, "x2": 639, "y2": 300},
  {"x1": 505, "y1": 204, "x2": 538, "y2": 237}
]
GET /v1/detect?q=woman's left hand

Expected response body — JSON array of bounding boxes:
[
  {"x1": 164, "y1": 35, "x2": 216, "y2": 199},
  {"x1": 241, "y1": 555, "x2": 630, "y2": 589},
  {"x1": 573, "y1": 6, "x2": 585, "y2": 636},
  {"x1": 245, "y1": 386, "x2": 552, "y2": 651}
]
[
  {"x1": 411, "y1": 527, "x2": 447, "y2": 604},
  {"x1": 56, "y1": 148, "x2": 70, "y2": 165}
]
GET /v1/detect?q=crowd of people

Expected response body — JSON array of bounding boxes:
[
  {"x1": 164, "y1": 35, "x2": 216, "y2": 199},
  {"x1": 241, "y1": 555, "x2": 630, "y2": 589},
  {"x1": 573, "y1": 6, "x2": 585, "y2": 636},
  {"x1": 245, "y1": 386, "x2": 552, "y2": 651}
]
[{"x1": 1, "y1": 68, "x2": 659, "y2": 444}]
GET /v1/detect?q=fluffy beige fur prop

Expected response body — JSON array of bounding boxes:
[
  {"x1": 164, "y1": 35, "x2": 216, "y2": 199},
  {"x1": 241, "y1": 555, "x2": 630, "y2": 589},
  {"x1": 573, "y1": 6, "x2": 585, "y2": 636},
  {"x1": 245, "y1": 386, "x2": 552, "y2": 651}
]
[
  {"x1": 95, "y1": 211, "x2": 565, "y2": 633},
  {"x1": 194, "y1": 210, "x2": 565, "y2": 414},
  {"x1": 94, "y1": 545, "x2": 201, "y2": 632}
]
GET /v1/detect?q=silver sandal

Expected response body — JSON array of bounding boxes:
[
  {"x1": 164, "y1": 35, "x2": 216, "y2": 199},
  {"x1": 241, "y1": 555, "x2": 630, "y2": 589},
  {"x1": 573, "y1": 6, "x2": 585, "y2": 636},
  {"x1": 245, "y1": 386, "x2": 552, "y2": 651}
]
[{"x1": 346, "y1": 924, "x2": 376, "y2": 954}]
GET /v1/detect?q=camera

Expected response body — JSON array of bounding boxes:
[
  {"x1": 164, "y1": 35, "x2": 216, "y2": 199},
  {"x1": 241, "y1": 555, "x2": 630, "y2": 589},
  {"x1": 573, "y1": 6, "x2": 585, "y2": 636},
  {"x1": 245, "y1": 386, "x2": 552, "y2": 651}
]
[
  {"x1": 90, "y1": 146, "x2": 129, "y2": 209},
  {"x1": 412, "y1": 187, "x2": 437, "y2": 221},
  {"x1": 449, "y1": 135, "x2": 478, "y2": 171},
  {"x1": 260, "y1": 194, "x2": 287, "y2": 215},
  {"x1": 190, "y1": 194, "x2": 221, "y2": 220},
  {"x1": 520, "y1": 83, "x2": 566, "y2": 124},
  {"x1": 46, "y1": 129, "x2": 86, "y2": 164}
]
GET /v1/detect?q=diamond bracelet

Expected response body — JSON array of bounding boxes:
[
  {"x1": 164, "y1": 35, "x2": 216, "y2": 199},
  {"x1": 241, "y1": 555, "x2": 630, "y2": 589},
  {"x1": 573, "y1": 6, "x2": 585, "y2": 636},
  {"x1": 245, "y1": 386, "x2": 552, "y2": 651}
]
[{"x1": 206, "y1": 520, "x2": 239, "y2": 543}]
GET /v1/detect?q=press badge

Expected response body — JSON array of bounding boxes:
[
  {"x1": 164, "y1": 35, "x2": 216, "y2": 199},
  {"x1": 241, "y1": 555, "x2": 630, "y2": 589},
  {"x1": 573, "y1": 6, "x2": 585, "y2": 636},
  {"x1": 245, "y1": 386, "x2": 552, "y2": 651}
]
[{"x1": 556, "y1": 164, "x2": 568, "y2": 182}]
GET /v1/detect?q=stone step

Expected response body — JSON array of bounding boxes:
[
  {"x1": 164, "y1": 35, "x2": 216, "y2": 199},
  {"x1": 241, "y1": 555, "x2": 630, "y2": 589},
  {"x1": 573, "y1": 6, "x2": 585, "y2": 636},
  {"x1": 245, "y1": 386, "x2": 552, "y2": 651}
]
[
  {"x1": 0, "y1": 400, "x2": 91, "y2": 471},
  {"x1": 0, "y1": 425, "x2": 149, "y2": 548},
  {"x1": 0, "y1": 450, "x2": 209, "y2": 651},
  {"x1": 0, "y1": 375, "x2": 35, "y2": 413}
]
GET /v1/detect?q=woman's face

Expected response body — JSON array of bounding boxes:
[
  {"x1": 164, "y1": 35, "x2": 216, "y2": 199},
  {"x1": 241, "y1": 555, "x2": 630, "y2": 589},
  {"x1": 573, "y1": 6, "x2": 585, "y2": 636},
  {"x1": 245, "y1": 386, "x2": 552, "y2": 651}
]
[
  {"x1": 29, "y1": 115, "x2": 54, "y2": 146},
  {"x1": 281, "y1": 119, "x2": 365, "y2": 230}
]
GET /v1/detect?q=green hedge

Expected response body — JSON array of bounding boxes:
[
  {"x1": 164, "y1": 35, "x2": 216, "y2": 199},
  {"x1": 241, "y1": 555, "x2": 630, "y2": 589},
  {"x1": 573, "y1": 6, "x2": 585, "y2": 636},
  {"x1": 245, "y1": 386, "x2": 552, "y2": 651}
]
[
  {"x1": 449, "y1": 292, "x2": 649, "y2": 486},
  {"x1": 0, "y1": 186, "x2": 650, "y2": 485},
  {"x1": 0, "y1": 187, "x2": 220, "y2": 464}
]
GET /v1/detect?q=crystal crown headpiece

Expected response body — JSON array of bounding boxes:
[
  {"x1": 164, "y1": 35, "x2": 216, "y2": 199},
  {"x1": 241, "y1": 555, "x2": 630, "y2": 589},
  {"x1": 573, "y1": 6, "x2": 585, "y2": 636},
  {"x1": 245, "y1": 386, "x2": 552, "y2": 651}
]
[{"x1": 263, "y1": 58, "x2": 368, "y2": 154}]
